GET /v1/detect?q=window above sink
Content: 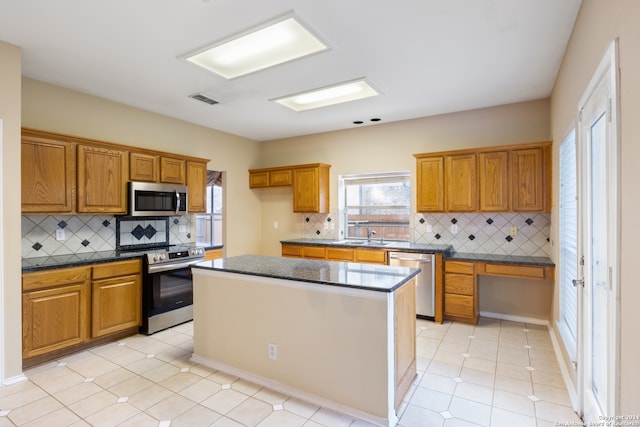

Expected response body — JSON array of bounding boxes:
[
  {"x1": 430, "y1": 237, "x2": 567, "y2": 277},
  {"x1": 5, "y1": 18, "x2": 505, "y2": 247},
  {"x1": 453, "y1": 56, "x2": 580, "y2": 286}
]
[{"x1": 338, "y1": 171, "x2": 410, "y2": 243}]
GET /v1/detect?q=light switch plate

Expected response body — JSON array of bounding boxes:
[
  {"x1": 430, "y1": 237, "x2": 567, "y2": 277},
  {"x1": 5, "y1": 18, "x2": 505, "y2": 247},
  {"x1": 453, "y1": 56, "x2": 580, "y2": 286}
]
[{"x1": 55, "y1": 228, "x2": 66, "y2": 241}]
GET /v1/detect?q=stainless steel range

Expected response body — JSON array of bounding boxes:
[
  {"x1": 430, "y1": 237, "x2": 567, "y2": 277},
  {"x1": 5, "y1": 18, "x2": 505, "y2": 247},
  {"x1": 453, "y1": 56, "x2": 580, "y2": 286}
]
[{"x1": 140, "y1": 245, "x2": 205, "y2": 335}]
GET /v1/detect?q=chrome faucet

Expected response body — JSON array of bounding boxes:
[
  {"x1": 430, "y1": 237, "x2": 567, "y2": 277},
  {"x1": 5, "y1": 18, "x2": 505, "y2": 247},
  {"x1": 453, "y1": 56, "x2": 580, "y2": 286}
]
[{"x1": 367, "y1": 227, "x2": 377, "y2": 242}]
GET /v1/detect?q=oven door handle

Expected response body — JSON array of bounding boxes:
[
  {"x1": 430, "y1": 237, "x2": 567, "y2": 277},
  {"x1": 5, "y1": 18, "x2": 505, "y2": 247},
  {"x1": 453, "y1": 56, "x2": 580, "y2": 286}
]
[{"x1": 148, "y1": 259, "x2": 202, "y2": 274}]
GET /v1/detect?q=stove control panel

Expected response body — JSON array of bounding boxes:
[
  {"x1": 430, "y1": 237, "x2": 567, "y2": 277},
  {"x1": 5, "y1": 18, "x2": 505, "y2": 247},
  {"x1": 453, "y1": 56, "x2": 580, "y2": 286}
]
[{"x1": 146, "y1": 247, "x2": 206, "y2": 265}]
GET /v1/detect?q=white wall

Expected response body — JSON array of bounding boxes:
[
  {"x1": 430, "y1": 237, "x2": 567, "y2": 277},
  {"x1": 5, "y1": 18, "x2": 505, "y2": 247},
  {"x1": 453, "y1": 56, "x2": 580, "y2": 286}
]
[
  {"x1": 258, "y1": 99, "x2": 552, "y2": 256},
  {"x1": 0, "y1": 41, "x2": 24, "y2": 383},
  {"x1": 550, "y1": 0, "x2": 640, "y2": 413}
]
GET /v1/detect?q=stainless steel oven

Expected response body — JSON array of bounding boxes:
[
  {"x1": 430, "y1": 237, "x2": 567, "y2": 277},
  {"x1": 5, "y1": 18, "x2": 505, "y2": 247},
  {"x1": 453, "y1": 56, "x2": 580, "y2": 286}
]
[{"x1": 140, "y1": 246, "x2": 205, "y2": 334}]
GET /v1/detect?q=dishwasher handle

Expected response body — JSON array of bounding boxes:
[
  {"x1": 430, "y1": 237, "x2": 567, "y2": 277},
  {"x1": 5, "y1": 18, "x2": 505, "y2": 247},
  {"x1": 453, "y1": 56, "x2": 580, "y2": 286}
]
[{"x1": 388, "y1": 252, "x2": 434, "y2": 263}]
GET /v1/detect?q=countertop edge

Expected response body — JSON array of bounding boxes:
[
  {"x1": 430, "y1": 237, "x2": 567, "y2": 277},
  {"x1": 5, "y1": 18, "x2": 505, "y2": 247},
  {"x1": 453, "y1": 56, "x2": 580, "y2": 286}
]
[{"x1": 193, "y1": 256, "x2": 420, "y2": 293}]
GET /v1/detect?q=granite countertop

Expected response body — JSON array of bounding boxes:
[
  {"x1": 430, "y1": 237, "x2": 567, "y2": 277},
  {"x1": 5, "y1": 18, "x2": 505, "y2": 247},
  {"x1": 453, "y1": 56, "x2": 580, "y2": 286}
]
[
  {"x1": 444, "y1": 252, "x2": 555, "y2": 266},
  {"x1": 22, "y1": 244, "x2": 224, "y2": 273},
  {"x1": 280, "y1": 239, "x2": 554, "y2": 267},
  {"x1": 192, "y1": 254, "x2": 420, "y2": 293},
  {"x1": 281, "y1": 238, "x2": 454, "y2": 254}
]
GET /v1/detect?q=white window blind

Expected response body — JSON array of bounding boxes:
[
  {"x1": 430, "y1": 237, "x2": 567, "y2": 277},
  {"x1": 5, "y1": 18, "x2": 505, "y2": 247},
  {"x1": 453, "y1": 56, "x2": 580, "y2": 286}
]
[{"x1": 558, "y1": 129, "x2": 578, "y2": 360}]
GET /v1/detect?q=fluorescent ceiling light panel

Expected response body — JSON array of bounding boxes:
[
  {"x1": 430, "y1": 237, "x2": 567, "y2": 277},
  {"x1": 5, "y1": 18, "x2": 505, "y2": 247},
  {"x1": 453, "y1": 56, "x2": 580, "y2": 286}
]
[
  {"x1": 185, "y1": 17, "x2": 328, "y2": 79},
  {"x1": 274, "y1": 80, "x2": 379, "y2": 112}
]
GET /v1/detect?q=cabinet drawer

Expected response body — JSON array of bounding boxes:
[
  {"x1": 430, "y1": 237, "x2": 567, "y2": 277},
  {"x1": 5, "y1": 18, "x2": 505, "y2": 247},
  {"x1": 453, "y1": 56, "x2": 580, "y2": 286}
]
[
  {"x1": 481, "y1": 263, "x2": 548, "y2": 279},
  {"x1": 444, "y1": 273, "x2": 474, "y2": 296},
  {"x1": 444, "y1": 260, "x2": 475, "y2": 275},
  {"x1": 356, "y1": 249, "x2": 387, "y2": 264},
  {"x1": 23, "y1": 266, "x2": 91, "y2": 292},
  {"x1": 93, "y1": 259, "x2": 141, "y2": 280},
  {"x1": 444, "y1": 294, "x2": 475, "y2": 318},
  {"x1": 326, "y1": 248, "x2": 355, "y2": 261},
  {"x1": 301, "y1": 246, "x2": 326, "y2": 259},
  {"x1": 281, "y1": 245, "x2": 303, "y2": 257}
]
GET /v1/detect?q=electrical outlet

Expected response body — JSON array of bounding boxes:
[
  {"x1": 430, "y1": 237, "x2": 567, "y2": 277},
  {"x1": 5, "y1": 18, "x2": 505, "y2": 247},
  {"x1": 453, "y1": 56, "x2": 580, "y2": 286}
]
[
  {"x1": 179, "y1": 224, "x2": 187, "y2": 233},
  {"x1": 426, "y1": 224, "x2": 433, "y2": 233},
  {"x1": 273, "y1": 221, "x2": 278, "y2": 229},
  {"x1": 324, "y1": 222, "x2": 329, "y2": 230},
  {"x1": 268, "y1": 343, "x2": 278, "y2": 360},
  {"x1": 55, "y1": 228, "x2": 66, "y2": 241},
  {"x1": 450, "y1": 224, "x2": 458, "y2": 234},
  {"x1": 509, "y1": 225, "x2": 518, "y2": 236}
]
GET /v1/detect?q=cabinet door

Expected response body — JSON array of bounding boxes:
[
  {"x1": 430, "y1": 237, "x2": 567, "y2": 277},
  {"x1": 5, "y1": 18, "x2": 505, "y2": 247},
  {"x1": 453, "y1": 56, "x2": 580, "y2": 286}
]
[
  {"x1": 130, "y1": 152, "x2": 159, "y2": 182},
  {"x1": 416, "y1": 157, "x2": 444, "y2": 212},
  {"x1": 326, "y1": 247, "x2": 355, "y2": 261},
  {"x1": 269, "y1": 169, "x2": 292, "y2": 186},
  {"x1": 22, "y1": 266, "x2": 91, "y2": 359},
  {"x1": 160, "y1": 157, "x2": 186, "y2": 184},
  {"x1": 249, "y1": 171, "x2": 269, "y2": 188},
  {"x1": 77, "y1": 145, "x2": 128, "y2": 213},
  {"x1": 446, "y1": 154, "x2": 477, "y2": 212},
  {"x1": 187, "y1": 161, "x2": 207, "y2": 213},
  {"x1": 293, "y1": 167, "x2": 329, "y2": 213},
  {"x1": 511, "y1": 147, "x2": 546, "y2": 211},
  {"x1": 92, "y1": 274, "x2": 141, "y2": 338},
  {"x1": 478, "y1": 151, "x2": 509, "y2": 211},
  {"x1": 21, "y1": 137, "x2": 75, "y2": 213}
]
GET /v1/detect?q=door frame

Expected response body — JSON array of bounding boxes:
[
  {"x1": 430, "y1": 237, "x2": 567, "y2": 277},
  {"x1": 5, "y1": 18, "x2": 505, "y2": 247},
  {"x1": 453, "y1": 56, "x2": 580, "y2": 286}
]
[{"x1": 576, "y1": 39, "x2": 621, "y2": 419}]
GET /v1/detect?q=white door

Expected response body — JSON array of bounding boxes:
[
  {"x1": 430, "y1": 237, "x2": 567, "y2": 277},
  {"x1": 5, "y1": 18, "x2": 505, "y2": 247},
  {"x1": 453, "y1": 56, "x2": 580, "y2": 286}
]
[{"x1": 577, "y1": 40, "x2": 620, "y2": 421}]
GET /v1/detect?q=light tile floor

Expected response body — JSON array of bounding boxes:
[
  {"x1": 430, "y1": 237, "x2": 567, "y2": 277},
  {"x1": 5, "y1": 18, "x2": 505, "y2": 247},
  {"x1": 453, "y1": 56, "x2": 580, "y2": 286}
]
[{"x1": 0, "y1": 318, "x2": 583, "y2": 426}]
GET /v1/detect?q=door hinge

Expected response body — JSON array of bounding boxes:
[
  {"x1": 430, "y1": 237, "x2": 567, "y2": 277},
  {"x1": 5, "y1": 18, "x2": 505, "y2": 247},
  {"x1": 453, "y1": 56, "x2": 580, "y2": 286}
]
[{"x1": 572, "y1": 279, "x2": 585, "y2": 288}]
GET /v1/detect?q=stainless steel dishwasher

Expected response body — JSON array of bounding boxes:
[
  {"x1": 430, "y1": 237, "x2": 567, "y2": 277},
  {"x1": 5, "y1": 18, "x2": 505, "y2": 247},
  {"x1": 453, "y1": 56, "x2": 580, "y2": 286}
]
[{"x1": 388, "y1": 252, "x2": 435, "y2": 319}]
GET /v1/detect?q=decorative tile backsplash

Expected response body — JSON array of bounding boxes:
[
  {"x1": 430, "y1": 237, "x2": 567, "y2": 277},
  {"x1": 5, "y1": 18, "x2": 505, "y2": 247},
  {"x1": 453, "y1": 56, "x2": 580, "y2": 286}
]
[
  {"x1": 22, "y1": 214, "x2": 194, "y2": 258},
  {"x1": 299, "y1": 211, "x2": 551, "y2": 257}
]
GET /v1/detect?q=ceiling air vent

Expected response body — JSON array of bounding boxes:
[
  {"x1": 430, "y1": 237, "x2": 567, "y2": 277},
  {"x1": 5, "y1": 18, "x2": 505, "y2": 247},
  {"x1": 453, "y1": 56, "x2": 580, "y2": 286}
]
[{"x1": 189, "y1": 93, "x2": 218, "y2": 105}]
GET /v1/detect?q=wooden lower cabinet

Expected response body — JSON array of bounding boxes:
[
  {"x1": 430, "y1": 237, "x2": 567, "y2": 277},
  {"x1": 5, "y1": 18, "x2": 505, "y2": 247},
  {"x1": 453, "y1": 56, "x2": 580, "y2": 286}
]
[
  {"x1": 22, "y1": 260, "x2": 142, "y2": 365},
  {"x1": 205, "y1": 249, "x2": 223, "y2": 260},
  {"x1": 282, "y1": 244, "x2": 387, "y2": 265},
  {"x1": 22, "y1": 266, "x2": 91, "y2": 359},
  {"x1": 443, "y1": 260, "x2": 478, "y2": 324},
  {"x1": 91, "y1": 260, "x2": 142, "y2": 338}
]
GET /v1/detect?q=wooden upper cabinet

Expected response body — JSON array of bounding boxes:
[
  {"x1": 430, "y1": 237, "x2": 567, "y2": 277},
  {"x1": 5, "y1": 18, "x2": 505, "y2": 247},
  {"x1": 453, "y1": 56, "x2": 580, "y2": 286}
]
[
  {"x1": 445, "y1": 153, "x2": 477, "y2": 212},
  {"x1": 160, "y1": 157, "x2": 186, "y2": 184},
  {"x1": 415, "y1": 141, "x2": 550, "y2": 213},
  {"x1": 511, "y1": 147, "x2": 546, "y2": 211},
  {"x1": 77, "y1": 145, "x2": 128, "y2": 214},
  {"x1": 249, "y1": 167, "x2": 292, "y2": 188},
  {"x1": 130, "y1": 152, "x2": 159, "y2": 182},
  {"x1": 292, "y1": 165, "x2": 330, "y2": 213},
  {"x1": 416, "y1": 156, "x2": 444, "y2": 212},
  {"x1": 478, "y1": 151, "x2": 509, "y2": 211},
  {"x1": 21, "y1": 136, "x2": 75, "y2": 213},
  {"x1": 187, "y1": 160, "x2": 207, "y2": 213}
]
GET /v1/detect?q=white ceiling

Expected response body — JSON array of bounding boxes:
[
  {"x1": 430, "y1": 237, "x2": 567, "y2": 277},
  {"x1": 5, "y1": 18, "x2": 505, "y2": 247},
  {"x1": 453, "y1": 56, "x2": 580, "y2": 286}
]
[{"x1": 0, "y1": 0, "x2": 581, "y2": 142}]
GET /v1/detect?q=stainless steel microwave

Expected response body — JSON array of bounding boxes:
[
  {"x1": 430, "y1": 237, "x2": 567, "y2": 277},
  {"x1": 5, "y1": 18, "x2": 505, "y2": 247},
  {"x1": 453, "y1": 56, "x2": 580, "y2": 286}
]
[{"x1": 128, "y1": 182, "x2": 188, "y2": 216}]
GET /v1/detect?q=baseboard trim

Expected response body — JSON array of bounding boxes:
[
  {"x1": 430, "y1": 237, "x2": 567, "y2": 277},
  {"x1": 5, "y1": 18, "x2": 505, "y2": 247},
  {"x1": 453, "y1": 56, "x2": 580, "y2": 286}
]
[
  {"x1": 479, "y1": 311, "x2": 549, "y2": 326},
  {"x1": 548, "y1": 327, "x2": 581, "y2": 414},
  {"x1": 3, "y1": 373, "x2": 27, "y2": 387}
]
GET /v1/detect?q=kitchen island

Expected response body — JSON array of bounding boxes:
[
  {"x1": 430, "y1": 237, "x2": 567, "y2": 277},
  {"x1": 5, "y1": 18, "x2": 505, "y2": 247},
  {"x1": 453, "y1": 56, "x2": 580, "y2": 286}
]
[{"x1": 191, "y1": 255, "x2": 420, "y2": 427}]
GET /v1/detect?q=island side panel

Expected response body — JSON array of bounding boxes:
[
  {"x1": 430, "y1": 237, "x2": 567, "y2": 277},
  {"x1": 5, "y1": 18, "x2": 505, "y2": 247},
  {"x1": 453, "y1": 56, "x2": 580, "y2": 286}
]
[
  {"x1": 192, "y1": 269, "x2": 391, "y2": 420},
  {"x1": 394, "y1": 276, "x2": 417, "y2": 410}
]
